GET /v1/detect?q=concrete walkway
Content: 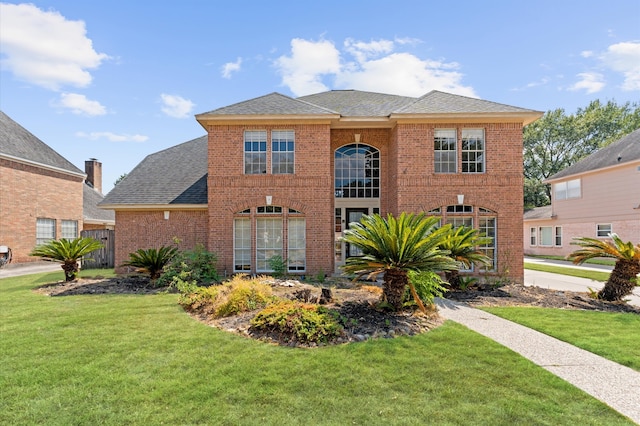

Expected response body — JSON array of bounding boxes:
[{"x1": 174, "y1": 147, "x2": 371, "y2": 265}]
[
  {"x1": 436, "y1": 298, "x2": 640, "y2": 424},
  {"x1": 0, "y1": 261, "x2": 61, "y2": 278}
]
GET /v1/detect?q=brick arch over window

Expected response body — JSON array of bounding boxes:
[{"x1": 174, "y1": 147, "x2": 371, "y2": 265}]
[{"x1": 230, "y1": 198, "x2": 309, "y2": 215}]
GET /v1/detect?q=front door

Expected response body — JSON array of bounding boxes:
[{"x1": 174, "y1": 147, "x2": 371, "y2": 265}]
[{"x1": 345, "y1": 208, "x2": 369, "y2": 258}]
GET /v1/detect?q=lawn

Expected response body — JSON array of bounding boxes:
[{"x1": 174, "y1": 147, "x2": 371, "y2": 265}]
[
  {"x1": 1, "y1": 271, "x2": 634, "y2": 425},
  {"x1": 524, "y1": 261, "x2": 611, "y2": 282},
  {"x1": 482, "y1": 307, "x2": 640, "y2": 372}
]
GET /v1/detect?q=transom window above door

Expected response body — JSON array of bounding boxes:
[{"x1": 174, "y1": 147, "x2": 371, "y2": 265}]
[{"x1": 335, "y1": 144, "x2": 380, "y2": 198}]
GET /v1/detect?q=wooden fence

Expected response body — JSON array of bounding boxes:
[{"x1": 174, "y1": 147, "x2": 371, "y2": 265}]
[{"x1": 81, "y1": 229, "x2": 115, "y2": 269}]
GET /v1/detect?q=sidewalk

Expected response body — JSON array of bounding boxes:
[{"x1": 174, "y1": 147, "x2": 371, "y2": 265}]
[
  {"x1": 0, "y1": 261, "x2": 61, "y2": 279},
  {"x1": 436, "y1": 298, "x2": 640, "y2": 424}
]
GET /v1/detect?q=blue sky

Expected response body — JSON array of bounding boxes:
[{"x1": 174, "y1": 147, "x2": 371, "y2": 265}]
[{"x1": 1, "y1": 0, "x2": 639, "y2": 193}]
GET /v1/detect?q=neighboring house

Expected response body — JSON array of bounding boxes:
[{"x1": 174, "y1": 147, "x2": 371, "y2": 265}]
[
  {"x1": 83, "y1": 159, "x2": 115, "y2": 231},
  {"x1": 0, "y1": 110, "x2": 85, "y2": 263},
  {"x1": 101, "y1": 90, "x2": 541, "y2": 281},
  {"x1": 524, "y1": 128, "x2": 640, "y2": 257}
]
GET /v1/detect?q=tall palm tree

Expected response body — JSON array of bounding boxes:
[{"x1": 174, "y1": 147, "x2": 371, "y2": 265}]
[
  {"x1": 30, "y1": 237, "x2": 104, "y2": 282},
  {"x1": 438, "y1": 226, "x2": 492, "y2": 289},
  {"x1": 341, "y1": 212, "x2": 458, "y2": 311},
  {"x1": 567, "y1": 234, "x2": 640, "y2": 302}
]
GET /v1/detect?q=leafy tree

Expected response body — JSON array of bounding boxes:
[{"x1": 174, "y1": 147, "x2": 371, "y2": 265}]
[
  {"x1": 341, "y1": 213, "x2": 458, "y2": 311},
  {"x1": 114, "y1": 173, "x2": 128, "y2": 186},
  {"x1": 567, "y1": 234, "x2": 640, "y2": 302},
  {"x1": 438, "y1": 226, "x2": 492, "y2": 289},
  {"x1": 30, "y1": 237, "x2": 104, "y2": 281},
  {"x1": 524, "y1": 100, "x2": 640, "y2": 208},
  {"x1": 122, "y1": 246, "x2": 178, "y2": 280}
]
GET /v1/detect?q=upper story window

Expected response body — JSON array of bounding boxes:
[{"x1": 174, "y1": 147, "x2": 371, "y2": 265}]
[
  {"x1": 554, "y1": 178, "x2": 581, "y2": 200},
  {"x1": 434, "y1": 129, "x2": 457, "y2": 173},
  {"x1": 272, "y1": 130, "x2": 295, "y2": 174},
  {"x1": 461, "y1": 129, "x2": 485, "y2": 173},
  {"x1": 335, "y1": 144, "x2": 380, "y2": 198},
  {"x1": 244, "y1": 131, "x2": 267, "y2": 174},
  {"x1": 244, "y1": 130, "x2": 295, "y2": 175}
]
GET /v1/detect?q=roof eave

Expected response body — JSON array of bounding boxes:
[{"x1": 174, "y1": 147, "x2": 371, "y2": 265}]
[
  {"x1": 0, "y1": 153, "x2": 86, "y2": 179},
  {"x1": 545, "y1": 159, "x2": 640, "y2": 183},
  {"x1": 391, "y1": 111, "x2": 543, "y2": 126},
  {"x1": 195, "y1": 113, "x2": 340, "y2": 129},
  {"x1": 99, "y1": 204, "x2": 208, "y2": 211}
]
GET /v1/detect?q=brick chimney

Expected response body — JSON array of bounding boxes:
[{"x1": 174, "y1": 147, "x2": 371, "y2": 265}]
[{"x1": 85, "y1": 158, "x2": 102, "y2": 194}]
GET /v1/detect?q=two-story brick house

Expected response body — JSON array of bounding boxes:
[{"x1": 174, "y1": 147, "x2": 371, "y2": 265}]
[
  {"x1": 524, "y1": 128, "x2": 640, "y2": 257},
  {"x1": 101, "y1": 90, "x2": 541, "y2": 281}
]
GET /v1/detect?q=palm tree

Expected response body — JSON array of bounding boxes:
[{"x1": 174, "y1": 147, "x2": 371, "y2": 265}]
[
  {"x1": 438, "y1": 226, "x2": 492, "y2": 289},
  {"x1": 30, "y1": 237, "x2": 104, "y2": 282},
  {"x1": 341, "y1": 212, "x2": 458, "y2": 311},
  {"x1": 122, "y1": 246, "x2": 178, "y2": 280},
  {"x1": 567, "y1": 234, "x2": 640, "y2": 302}
]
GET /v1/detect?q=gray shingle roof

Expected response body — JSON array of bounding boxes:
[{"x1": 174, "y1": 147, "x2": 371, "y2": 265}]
[
  {"x1": 548, "y1": 128, "x2": 640, "y2": 181},
  {"x1": 198, "y1": 92, "x2": 337, "y2": 116},
  {"x1": 84, "y1": 184, "x2": 115, "y2": 223},
  {"x1": 523, "y1": 205, "x2": 553, "y2": 220},
  {"x1": 0, "y1": 110, "x2": 83, "y2": 175},
  {"x1": 396, "y1": 90, "x2": 537, "y2": 114},
  {"x1": 298, "y1": 90, "x2": 416, "y2": 116},
  {"x1": 100, "y1": 135, "x2": 208, "y2": 206}
]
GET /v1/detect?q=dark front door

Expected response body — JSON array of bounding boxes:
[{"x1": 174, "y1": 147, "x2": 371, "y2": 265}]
[{"x1": 345, "y1": 208, "x2": 369, "y2": 258}]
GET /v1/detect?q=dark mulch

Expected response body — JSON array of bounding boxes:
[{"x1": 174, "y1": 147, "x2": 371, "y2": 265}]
[{"x1": 34, "y1": 276, "x2": 639, "y2": 347}]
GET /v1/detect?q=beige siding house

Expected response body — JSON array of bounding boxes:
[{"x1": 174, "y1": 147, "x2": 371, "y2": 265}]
[{"x1": 524, "y1": 129, "x2": 640, "y2": 257}]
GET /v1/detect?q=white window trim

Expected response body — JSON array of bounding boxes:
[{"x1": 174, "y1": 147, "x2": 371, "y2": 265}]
[{"x1": 596, "y1": 224, "x2": 612, "y2": 238}]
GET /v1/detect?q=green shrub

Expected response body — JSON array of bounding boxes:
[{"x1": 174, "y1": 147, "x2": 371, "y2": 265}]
[
  {"x1": 158, "y1": 244, "x2": 219, "y2": 287},
  {"x1": 267, "y1": 255, "x2": 288, "y2": 278},
  {"x1": 406, "y1": 270, "x2": 447, "y2": 307},
  {"x1": 177, "y1": 274, "x2": 273, "y2": 318},
  {"x1": 215, "y1": 278, "x2": 274, "y2": 317},
  {"x1": 122, "y1": 246, "x2": 178, "y2": 281},
  {"x1": 251, "y1": 301, "x2": 344, "y2": 343}
]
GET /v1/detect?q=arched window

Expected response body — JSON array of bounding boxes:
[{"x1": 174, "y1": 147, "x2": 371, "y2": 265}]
[{"x1": 335, "y1": 144, "x2": 380, "y2": 198}]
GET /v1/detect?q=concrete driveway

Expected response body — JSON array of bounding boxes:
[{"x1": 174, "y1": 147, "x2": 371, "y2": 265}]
[
  {"x1": 524, "y1": 257, "x2": 640, "y2": 307},
  {"x1": 0, "y1": 261, "x2": 61, "y2": 279}
]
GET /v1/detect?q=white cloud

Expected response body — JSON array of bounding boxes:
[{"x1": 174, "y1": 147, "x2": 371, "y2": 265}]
[
  {"x1": 221, "y1": 57, "x2": 242, "y2": 78},
  {"x1": 568, "y1": 72, "x2": 606, "y2": 94},
  {"x1": 580, "y1": 50, "x2": 594, "y2": 58},
  {"x1": 55, "y1": 93, "x2": 106, "y2": 116},
  {"x1": 0, "y1": 3, "x2": 109, "y2": 90},
  {"x1": 275, "y1": 37, "x2": 476, "y2": 97},
  {"x1": 600, "y1": 41, "x2": 640, "y2": 91},
  {"x1": 76, "y1": 131, "x2": 148, "y2": 143},
  {"x1": 274, "y1": 38, "x2": 342, "y2": 96},
  {"x1": 160, "y1": 94, "x2": 195, "y2": 118}
]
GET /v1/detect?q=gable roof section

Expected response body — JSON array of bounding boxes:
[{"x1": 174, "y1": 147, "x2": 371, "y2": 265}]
[
  {"x1": 0, "y1": 110, "x2": 84, "y2": 176},
  {"x1": 547, "y1": 128, "x2": 640, "y2": 181},
  {"x1": 393, "y1": 91, "x2": 542, "y2": 125},
  {"x1": 100, "y1": 135, "x2": 208, "y2": 207},
  {"x1": 297, "y1": 90, "x2": 416, "y2": 116},
  {"x1": 198, "y1": 92, "x2": 338, "y2": 116},
  {"x1": 84, "y1": 184, "x2": 115, "y2": 224}
]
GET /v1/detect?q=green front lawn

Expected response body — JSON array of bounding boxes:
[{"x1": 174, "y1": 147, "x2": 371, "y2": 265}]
[
  {"x1": 483, "y1": 307, "x2": 640, "y2": 371},
  {"x1": 0, "y1": 271, "x2": 634, "y2": 425},
  {"x1": 524, "y1": 261, "x2": 611, "y2": 282}
]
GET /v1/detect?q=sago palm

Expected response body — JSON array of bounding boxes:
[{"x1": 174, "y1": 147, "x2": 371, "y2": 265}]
[
  {"x1": 438, "y1": 226, "x2": 492, "y2": 289},
  {"x1": 30, "y1": 237, "x2": 104, "y2": 281},
  {"x1": 122, "y1": 246, "x2": 178, "y2": 280},
  {"x1": 567, "y1": 234, "x2": 640, "y2": 302},
  {"x1": 341, "y1": 212, "x2": 458, "y2": 311}
]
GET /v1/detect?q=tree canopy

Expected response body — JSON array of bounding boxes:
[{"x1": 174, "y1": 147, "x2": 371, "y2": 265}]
[{"x1": 524, "y1": 100, "x2": 640, "y2": 208}]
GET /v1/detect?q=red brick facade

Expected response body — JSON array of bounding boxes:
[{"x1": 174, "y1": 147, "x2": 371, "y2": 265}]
[
  {"x1": 198, "y1": 121, "x2": 525, "y2": 281},
  {"x1": 0, "y1": 158, "x2": 84, "y2": 263}
]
